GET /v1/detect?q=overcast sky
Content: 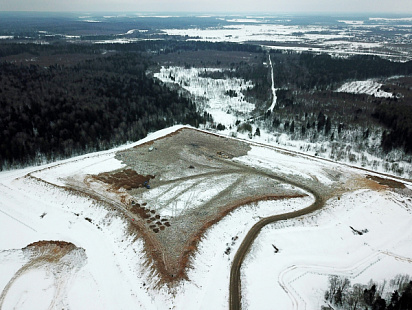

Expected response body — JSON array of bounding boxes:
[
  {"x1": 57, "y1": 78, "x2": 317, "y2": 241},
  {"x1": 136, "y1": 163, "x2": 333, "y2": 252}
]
[{"x1": 1, "y1": 0, "x2": 411, "y2": 14}]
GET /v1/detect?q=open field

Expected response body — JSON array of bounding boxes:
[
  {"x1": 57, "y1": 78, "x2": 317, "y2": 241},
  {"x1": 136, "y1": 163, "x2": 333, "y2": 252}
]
[{"x1": 1, "y1": 126, "x2": 411, "y2": 309}]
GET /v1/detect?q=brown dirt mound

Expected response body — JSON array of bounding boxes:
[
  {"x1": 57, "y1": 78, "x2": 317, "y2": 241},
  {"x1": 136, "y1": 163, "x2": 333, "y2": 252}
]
[
  {"x1": 24, "y1": 240, "x2": 78, "y2": 260},
  {"x1": 25, "y1": 240, "x2": 75, "y2": 249},
  {"x1": 94, "y1": 169, "x2": 155, "y2": 190}
]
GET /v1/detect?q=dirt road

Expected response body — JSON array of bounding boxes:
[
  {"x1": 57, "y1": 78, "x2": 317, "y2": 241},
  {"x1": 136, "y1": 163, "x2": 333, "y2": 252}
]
[
  {"x1": 229, "y1": 173, "x2": 324, "y2": 310},
  {"x1": 227, "y1": 132, "x2": 411, "y2": 309}
]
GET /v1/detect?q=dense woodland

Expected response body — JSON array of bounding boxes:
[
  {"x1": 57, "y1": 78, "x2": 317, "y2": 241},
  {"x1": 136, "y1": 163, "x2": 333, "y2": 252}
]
[
  {"x1": 1, "y1": 39, "x2": 412, "y2": 171},
  {"x1": 373, "y1": 102, "x2": 412, "y2": 154},
  {"x1": 0, "y1": 40, "x2": 263, "y2": 59},
  {"x1": 0, "y1": 51, "x2": 213, "y2": 169},
  {"x1": 271, "y1": 53, "x2": 412, "y2": 90}
]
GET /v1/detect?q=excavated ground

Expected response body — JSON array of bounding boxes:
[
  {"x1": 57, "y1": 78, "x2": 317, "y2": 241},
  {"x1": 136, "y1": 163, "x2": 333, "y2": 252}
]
[
  {"x1": 74, "y1": 128, "x2": 308, "y2": 283},
  {"x1": 67, "y1": 128, "x2": 386, "y2": 285}
]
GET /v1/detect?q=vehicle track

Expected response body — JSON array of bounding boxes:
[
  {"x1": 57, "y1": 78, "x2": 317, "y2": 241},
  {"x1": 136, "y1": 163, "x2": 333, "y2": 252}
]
[
  {"x1": 229, "y1": 172, "x2": 324, "y2": 310},
  {"x1": 226, "y1": 138, "x2": 412, "y2": 309},
  {"x1": 6, "y1": 126, "x2": 411, "y2": 306}
]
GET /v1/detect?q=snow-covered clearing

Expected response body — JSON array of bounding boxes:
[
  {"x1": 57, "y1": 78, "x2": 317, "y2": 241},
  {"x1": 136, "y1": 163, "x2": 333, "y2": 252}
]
[
  {"x1": 155, "y1": 66, "x2": 255, "y2": 125},
  {"x1": 1, "y1": 126, "x2": 411, "y2": 309},
  {"x1": 162, "y1": 24, "x2": 348, "y2": 44},
  {"x1": 336, "y1": 80, "x2": 394, "y2": 98}
]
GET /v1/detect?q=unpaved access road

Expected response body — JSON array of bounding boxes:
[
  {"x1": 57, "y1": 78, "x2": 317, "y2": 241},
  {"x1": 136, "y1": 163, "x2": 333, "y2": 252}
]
[
  {"x1": 229, "y1": 179, "x2": 324, "y2": 310},
  {"x1": 227, "y1": 133, "x2": 411, "y2": 310}
]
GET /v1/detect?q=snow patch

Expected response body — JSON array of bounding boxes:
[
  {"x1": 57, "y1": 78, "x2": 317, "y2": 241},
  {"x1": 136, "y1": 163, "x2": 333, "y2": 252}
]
[{"x1": 336, "y1": 80, "x2": 394, "y2": 98}]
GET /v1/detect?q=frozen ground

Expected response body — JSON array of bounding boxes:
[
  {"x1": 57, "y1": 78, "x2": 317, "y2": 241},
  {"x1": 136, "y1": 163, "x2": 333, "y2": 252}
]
[
  {"x1": 336, "y1": 80, "x2": 394, "y2": 98},
  {"x1": 154, "y1": 66, "x2": 255, "y2": 125},
  {"x1": 155, "y1": 67, "x2": 412, "y2": 179},
  {"x1": 160, "y1": 15, "x2": 412, "y2": 61},
  {"x1": 1, "y1": 126, "x2": 411, "y2": 309}
]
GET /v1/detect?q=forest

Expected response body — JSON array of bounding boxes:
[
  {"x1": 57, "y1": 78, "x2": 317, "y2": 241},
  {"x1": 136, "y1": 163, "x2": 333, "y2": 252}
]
[
  {"x1": 271, "y1": 53, "x2": 412, "y2": 90},
  {"x1": 263, "y1": 52, "x2": 412, "y2": 162},
  {"x1": 0, "y1": 40, "x2": 264, "y2": 170},
  {"x1": 0, "y1": 51, "x2": 213, "y2": 169},
  {"x1": 1, "y1": 38, "x2": 412, "y2": 171},
  {"x1": 323, "y1": 274, "x2": 412, "y2": 310}
]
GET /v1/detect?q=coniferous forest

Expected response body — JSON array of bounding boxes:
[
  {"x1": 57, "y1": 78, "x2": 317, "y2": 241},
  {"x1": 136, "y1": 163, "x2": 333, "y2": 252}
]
[
  {"x1": 1, "y1": 39, "x2": 412, "y2": 172},
  {"x1": 0, "y1": 40, "x2": 264, "y2": 170},
  {"x1": 0, "y1": 51, "x2": 210, "y2": 169}
]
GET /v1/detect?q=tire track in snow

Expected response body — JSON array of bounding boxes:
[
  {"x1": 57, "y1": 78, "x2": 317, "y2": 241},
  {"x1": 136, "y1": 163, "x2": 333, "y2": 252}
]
[
  {"x1": 0, "y1": 183, "x2": 37, "y2": 232},
  {"x1": 0, "y1": 208, "x2": 37, "y2": 232}
]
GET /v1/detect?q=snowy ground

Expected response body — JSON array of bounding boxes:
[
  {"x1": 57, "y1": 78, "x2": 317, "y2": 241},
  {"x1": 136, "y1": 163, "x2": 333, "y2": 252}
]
[
  {"x1": 154, "y1": 67, "x2": 412, "y2": 179},
  {"x1": 154, "y1": 66, "x2": 255, "y2": 126},
  {"x1": 1, "y1": 126, "x2": 411, "y2": 309},
  {"x1": 160, "y1": 16, "x2": 412, "y2": 61},
  {"x1": 241, "y1": 189, "x2": 412, "y2": 310},
  {"x1": 336, "y1": 80, "x2": 394, "y2": 98}
]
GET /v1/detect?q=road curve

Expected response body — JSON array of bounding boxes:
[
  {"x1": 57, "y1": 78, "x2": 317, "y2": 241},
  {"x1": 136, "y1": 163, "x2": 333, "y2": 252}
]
[{"x1": 229, "y1": 179, "x2": 324, "y2": 310}]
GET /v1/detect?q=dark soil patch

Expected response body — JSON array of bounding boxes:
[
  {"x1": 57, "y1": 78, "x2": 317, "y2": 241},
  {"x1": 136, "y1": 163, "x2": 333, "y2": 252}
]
[
  {"x1": 25, "y1": 240, "x2": 75, "y2": 249},
  {"x1": 94, "y1": 168, "x2": 155, "y2": 190},
  {"x1": 366, "y1": 175, "x2": 406, "y2": 189}
]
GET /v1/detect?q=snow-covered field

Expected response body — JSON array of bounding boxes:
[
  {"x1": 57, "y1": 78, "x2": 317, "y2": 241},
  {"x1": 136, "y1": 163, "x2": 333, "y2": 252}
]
[
  {"x1": 162, "y1": 24, "x2": 347, "y2": 44},
  {"x1": 336, "y1": 80, "x2": 394, "y2": 98},
  {"x1": 154, "y1": 66, "x2": 412, "y2": 179},
  {"x1": 1, "y1": 126, "x2": 412, "y2": 309},
  {"x1": 154, "y1": 67, "x2": 255, "y2": 125},
  {"x1": 242, "y1": 189, "x2": 412, "y2": 309},
  {"x1": 159, "y1": 16, "x2": 412, "y2": 61}
]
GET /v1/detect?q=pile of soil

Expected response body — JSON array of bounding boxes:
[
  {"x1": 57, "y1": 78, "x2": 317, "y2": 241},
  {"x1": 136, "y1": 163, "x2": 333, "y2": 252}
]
[{"x1": 94, "y1": 169, "x2": 155, "y2": 190}]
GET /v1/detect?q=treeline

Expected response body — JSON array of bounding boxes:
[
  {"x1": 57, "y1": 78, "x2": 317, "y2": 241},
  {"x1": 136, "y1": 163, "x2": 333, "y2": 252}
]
[
  {"x1": 324, "y1": 274, "x2": 412, "y2": 310},
  {"x1": 271, "y1": 52, "x2": 412, "y2": 90},
  {"x1": 372, "y1": 101, "x2": 412, "y2": 153},
  {"x1": 0, "y1": 40, "x2": 263, "y2": 58},
  {"x1": 265, "y1": 52, "x2": 412, "y2": 156},
  {"x1": 0, "y1": 42, "x2": 102, "y2": 58},
  {"x1": 0, "y1": 52, "x2": 211, "y2": 170}
]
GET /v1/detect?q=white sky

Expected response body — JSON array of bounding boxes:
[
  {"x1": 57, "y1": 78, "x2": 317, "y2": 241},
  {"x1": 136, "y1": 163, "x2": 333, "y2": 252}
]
[{"x1": 1, "y1": 0, "x2": 412, "y2": 14}]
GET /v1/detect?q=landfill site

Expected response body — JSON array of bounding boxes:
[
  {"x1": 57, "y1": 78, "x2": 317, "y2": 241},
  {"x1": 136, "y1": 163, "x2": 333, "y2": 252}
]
[{"x1": 74, "y1": 128, "x2": 308, "y2": 282}]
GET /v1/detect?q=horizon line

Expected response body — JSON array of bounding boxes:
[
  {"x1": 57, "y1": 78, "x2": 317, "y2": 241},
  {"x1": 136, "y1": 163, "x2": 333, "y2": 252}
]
[{"x1": 0, "y1": 10, "x2": 412, "y2": 16}]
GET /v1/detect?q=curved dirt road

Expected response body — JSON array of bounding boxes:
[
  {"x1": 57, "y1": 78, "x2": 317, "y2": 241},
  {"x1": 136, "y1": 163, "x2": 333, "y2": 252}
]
[{"x1": 229, "y1": 176, "x2": 324, "y2": 310}]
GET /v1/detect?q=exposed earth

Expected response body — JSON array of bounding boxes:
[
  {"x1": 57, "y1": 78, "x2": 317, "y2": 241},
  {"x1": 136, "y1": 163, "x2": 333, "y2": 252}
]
[
  {"x1": 1, "y1": 126, "x2": 412, "y2": 310},
  {"x1": 68, "y1": 128, "x2": 313, "y2": 283},
  {"x1": 60, "y1": 128, "x2": 397, "y2": 285}
]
